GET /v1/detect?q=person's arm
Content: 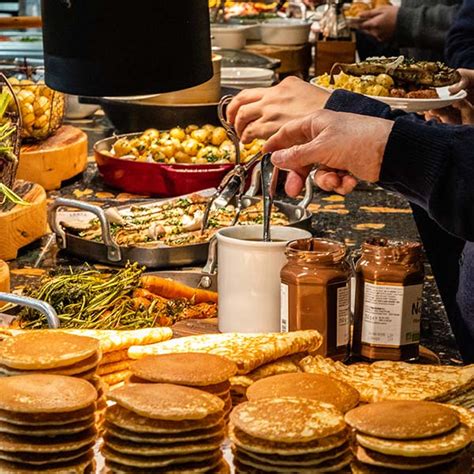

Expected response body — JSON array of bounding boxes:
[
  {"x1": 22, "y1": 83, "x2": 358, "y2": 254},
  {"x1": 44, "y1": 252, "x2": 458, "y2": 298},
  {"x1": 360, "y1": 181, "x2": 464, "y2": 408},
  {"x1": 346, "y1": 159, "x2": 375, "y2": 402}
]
[
  {"x1": 446, "y1": 0, "x2": 474, "y2": 68},
  {"x1": 395, "y1": 3, "x2": 460, "y2": 50}
]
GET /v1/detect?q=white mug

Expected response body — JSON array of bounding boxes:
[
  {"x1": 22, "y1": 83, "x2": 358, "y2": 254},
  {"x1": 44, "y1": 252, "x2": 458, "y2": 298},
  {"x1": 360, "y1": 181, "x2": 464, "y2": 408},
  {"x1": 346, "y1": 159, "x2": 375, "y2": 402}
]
[{"x1": 210, "y1": 225, "x2": 312, "y2": 333}]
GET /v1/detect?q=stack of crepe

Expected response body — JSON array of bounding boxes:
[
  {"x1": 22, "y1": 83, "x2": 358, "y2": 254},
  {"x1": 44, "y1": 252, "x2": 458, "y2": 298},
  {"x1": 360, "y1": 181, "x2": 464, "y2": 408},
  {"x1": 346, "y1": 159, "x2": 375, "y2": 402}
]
[
  {"x1": 128, "y1": 330, "x2": 323, "y2": 406},
  {"x1": 299, "y1": 356, "x2": 474, "y2": 408}
]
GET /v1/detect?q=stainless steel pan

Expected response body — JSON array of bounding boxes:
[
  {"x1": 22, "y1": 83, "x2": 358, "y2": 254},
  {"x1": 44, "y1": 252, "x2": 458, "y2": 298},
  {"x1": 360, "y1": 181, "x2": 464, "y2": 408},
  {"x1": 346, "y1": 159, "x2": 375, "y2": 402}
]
[{"x1": 48, "y1": 186, "x2": 313, "y2": 269}]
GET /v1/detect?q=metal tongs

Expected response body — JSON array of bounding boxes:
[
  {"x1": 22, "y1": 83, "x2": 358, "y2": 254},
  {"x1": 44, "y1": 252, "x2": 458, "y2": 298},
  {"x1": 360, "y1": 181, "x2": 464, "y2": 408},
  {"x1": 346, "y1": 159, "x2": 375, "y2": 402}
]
[
  {"x1": 201, "y1": 95, "x2": 264, "y2": 231},
  {"x1": 261, "y1": 154, "x2": 279, "y2": 242}
]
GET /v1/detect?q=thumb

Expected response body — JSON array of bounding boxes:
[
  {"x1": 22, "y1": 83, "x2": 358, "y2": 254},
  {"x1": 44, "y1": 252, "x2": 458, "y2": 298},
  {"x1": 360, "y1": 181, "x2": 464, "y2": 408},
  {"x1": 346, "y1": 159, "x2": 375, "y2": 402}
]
[{"x1": 449, "y1": 69, "x2": 474, "y2": 94}]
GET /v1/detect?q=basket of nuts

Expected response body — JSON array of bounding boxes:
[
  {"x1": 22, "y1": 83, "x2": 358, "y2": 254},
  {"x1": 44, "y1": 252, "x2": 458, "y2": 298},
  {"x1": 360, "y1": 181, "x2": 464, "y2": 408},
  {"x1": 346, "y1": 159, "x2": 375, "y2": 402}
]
[{"x1": 3, "y1": 66, "x2": 65, "y2": 142}]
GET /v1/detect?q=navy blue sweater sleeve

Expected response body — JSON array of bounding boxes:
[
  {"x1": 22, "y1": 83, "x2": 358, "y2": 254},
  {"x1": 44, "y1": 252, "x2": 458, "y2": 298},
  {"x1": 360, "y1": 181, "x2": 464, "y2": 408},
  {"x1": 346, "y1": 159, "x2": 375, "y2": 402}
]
[
  {"x1": 325, "y1": 90, "x2": 474, "y2": 241},
  {"x1": 446, "y1": 0, "x2": 474, "y2": 68}
]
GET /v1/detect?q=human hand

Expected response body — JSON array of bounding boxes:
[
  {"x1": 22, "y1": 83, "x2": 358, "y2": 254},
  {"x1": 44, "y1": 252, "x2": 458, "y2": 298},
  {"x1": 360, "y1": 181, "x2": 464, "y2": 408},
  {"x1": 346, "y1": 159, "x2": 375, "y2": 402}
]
[
  {"x1": 359, "y1": 6, "x2": 399, "y2": 43},
  {"x1": 426, "y1": 99, "x2": 474, "y2": 125},
  {"x1": 263, "y1": 109, "x2": 393, "y2": 196},
  {"x1": 226, "y1": 76, "x2": 330, "y2": 144},
  {"x1": 449, "y1": 69, "x2": 474, "y2": 102}
]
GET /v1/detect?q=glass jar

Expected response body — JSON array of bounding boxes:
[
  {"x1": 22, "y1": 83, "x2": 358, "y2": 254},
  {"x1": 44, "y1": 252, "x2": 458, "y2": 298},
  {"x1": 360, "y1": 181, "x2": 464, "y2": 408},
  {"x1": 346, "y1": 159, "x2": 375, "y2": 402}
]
[
  {"x1": 280, "y1": 238, "x2": 351, "y2": 361},
  {"x1": 353, "y1": 238, "x2": 424, "y2": 361}
]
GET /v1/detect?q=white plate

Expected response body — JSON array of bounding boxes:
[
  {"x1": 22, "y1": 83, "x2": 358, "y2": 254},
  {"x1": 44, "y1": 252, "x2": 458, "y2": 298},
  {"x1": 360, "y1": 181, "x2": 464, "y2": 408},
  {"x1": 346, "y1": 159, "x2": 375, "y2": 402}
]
[
  {"x1": 221, "y1": 67, "x2": 274, "y2": 81},
  {"x1": 310, "y1": 79, "x2": 468, "y2": 112}
]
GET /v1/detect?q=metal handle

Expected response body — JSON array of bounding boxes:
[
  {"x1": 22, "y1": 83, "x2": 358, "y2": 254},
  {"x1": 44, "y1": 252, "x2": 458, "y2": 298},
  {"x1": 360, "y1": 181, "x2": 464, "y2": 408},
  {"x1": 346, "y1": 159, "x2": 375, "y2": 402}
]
[
  {"x1": 200, "y1": 236, "x2": 218, "y2": 289},
  {"x1": 48, "y1": 198, "x2": 122, "y2": 262},
  {"x1": 246, "y1": 162, "x2": 261, "y2": 197},
  {"x1": 298, "y1": 170, "x2": 315, "y2": 209},
  {"x1": 0, "y1": 293, "x2": 60, "y2": 329}
]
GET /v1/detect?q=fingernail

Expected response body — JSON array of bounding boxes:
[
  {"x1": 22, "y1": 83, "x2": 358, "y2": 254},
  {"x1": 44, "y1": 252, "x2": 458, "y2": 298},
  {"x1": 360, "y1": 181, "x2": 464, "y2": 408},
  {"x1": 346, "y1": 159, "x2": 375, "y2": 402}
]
[{"x1": 271, "y1": 151, "x2": 285, "y2": 165}]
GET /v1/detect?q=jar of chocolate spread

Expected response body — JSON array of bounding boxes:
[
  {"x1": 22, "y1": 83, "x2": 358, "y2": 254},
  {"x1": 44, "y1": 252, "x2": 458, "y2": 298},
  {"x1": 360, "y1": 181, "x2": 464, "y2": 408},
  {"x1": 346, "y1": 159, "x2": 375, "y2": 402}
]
[
  {"x1": 280, "y1": 238, "x2": 351, "y2": 361},
  {"x1": 353, "y1": 238, "x2": 424, "y2": 361}
]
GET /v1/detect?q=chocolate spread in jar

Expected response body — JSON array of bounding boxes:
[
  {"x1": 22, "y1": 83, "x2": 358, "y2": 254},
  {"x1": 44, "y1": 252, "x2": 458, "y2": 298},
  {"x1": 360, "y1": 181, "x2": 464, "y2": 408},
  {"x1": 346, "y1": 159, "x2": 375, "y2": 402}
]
[
  {"x1": 280, "y1": 238, "x2": 351, "y2": 361},
  {"x1": 353, "y1": 238, "x2": 424, "y2": 362}
]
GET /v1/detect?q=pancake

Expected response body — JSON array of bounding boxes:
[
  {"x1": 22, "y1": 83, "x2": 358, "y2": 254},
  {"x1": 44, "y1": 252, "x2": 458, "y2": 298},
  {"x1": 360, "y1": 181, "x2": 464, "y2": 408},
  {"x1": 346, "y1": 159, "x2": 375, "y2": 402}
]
[
  {"x1": 230, "y1": 397, "x2": 346, "y2": 443},
  {"x1": 104, "y1": 420, "x2": 225, "y2": 444},
  {"x1": 105, "y1": 404, "x2": 224, "y2": 434},
  {"x1": 236, "y1": 442, "x2": 350, "y2": 467},
  {"x1": 0, "y1": 352, "x2": 100, "y2": 377},
  {"x1": 109, "y1": 383, "x2": 224, "y2": 421},
  {"x1": 0, "y1": 375, "x2": 97, "y2": 413},
  {"x1": 103, "y1": 433, "x2": 223, "y2": 455},
  {"x1": 101, "y1": 370, "x2": 131, "y2": 386},
  {"x1": 0, "y1": 404, "x2": 96, "y2": 426},
  {"x1": 356, "y1": 424, "x2": 472, "y2": 457},
  {"x1": 104, "y1": 454, "x2": 222, "y2": 473},
  {"x1": 229, "y1": 424, "x2": 349, "y2": 455},
  {"x1": 0, "y1": 332, "x2": 99, "y2": 370},
  {"x1": 0, "y1": 416, "x2": 95, "y2": 436},
  {"x1": 345, "y1": 401, "x2": 460, "y2": 439},
  {"x1": 0, "y1": 427, "x2": 97, "y2": 453},
  {"x1": 234, "y1": 450, "x2": 352, "y2": 473},
  {"x1": 130, "y1": 353, "x2": 237, "y2": 386},
  {"x1": 0, "y1": 444, "x2": 93, "y2": 465},
  {"x1": 101, "y1": 349, "x2": 129, "y2": 365},
  {"x1": 128, "y1": 331, "x2": 323, "y2": 375},
  {"x1": 0, "y1": 451, "x2": 94, "y2": 474},
  {"x1": 354, "y1": 445, "x2": 465, "y2": 470},
  {"x1": 97, "y1": 360, "x2": 130, "y2": 376},
  {"x1": 350, "y1": 450, "x2": 473, "y2": 474},
  {"x1": 246, "y1": 373, "x2": 360, "y2": 413},
  {"x1": 101, "y1": 445, "x2": 220, "y2": 468}
]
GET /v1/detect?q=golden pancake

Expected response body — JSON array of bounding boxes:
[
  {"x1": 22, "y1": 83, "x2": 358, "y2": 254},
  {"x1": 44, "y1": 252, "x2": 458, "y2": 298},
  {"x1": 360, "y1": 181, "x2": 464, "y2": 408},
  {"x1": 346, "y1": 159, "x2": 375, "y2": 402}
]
[
  {"x1": 0, "y1": 404, "x2": 96, "y2": 427},
  {"x1": 230, "y1": 397, "x2": 346, "y2": 443},
  {"x1": 101, "y1": 349, "x2": 129, "y2": 365},
  {"x1": 0, "y1": 375, "x2": 97, "y2": 413},
  {"x1": 101, "y1": 444, "x2": 220, "y2": 468},
  {"x1": 105, "y1": 404, "x2": 224, "y2": 434},
  {"x1": 104, "y1": 433, "x2": 223, "y2": 455},
  {"x1": 446, "y1": 405, "x2": 474, "y2": 435},
  {"x1": 0, "y1": 427, "x2": 97, "y2": 453},
  {"x1": 350, "y1": 450, "x2": 473, "y2": 474},
  {"x1": 0, "y1": 451, "x2": 94, "y2": 474},
  {"x1": 234, "y1": 450, "x2": 352, "y2": 473},
  {"x1": 0, "y1": 416, "x2": 95, "y2": 436},
  {"x1": 229, "y1": 425, "x2": 349, "y2": 455},
  {"x1": 101, "y1": 370, "x2": 131, "y2": 386},
  {"x1": 235, "y1": 442, "x2": 350, "y2": 466},
  {"x1": 130, "y1": 353, "x2": 237, "y2": 386},
  {"x1": 109, "y1": 383, "x2": 224, "y2": 421},
  {"x1": 0, "y1": 352, "x2": 100, "y2": 377},
  {"x1": 247, "y1": 373, "x2": 360, "y2": 413},
  {"x1": 105, "y1": 420, "x2": 225, "y2": 444},
  {"x1": 199, "y1": 381, "x2": 231, "y2": 395},
  {"x1": 0, "y1": 443, "x2": 93, "y2": 465},
  {"x1": 97, "y1": 360, "x2": 130, "y2": 376},
  {"x1": 345, "y1": 401, "x2": 460, "y2": 439},
  {"x1": 104, "y1": 454, "x2": 223, "y2": 473},
  {"x1": 354, "y1": 445, "x2": 465, "y2": 470},
  {"x1": 0, "y1": 332, "x2": 99, "y2": 370},
  {"x1": 128, "y1": 331, "x2": 323, "y2": 375},
  {"x1": 356, "y1": 424, "x2": 472, "y2": 457}
]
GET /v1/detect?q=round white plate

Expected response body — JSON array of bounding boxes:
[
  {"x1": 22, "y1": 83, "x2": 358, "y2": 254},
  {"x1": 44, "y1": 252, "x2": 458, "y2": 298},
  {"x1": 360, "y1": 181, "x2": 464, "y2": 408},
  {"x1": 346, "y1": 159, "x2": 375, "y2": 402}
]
[
  {"x1": 221, "y1": 67, "x2": 274, "y2": 81},
  {"x1": 310, "y1": 79, "x2": 468, "y2": 112}
]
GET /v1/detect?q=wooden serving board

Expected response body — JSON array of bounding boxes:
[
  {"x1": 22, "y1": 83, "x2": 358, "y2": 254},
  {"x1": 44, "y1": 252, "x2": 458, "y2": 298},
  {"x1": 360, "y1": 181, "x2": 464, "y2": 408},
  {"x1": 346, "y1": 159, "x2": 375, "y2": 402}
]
[
  {"x1": 0, "y1": 261, "x2": 10, "y2": 309},
  {"x1": 17, "y1": 126, "x2": 88, "y2": 190},
  {"x1": 0, "y1": 182, "x2": 47, "y2": 261}
]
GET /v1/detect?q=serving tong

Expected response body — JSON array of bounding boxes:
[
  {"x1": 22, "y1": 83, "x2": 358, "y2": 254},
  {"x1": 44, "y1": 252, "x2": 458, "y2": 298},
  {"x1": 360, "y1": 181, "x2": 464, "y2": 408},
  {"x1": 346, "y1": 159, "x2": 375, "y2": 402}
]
[
  {"x1": 201, "y1": 95, "x2": 266, "y2": 232},
  {"x1": 261, "y1": 154, "x2": 279, "y2": 242}
]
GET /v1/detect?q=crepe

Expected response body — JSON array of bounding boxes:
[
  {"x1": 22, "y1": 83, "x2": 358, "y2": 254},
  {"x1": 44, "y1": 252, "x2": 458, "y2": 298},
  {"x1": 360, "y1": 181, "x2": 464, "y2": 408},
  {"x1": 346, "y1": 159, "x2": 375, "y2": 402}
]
[
  {"x1": 299, "y1": 356, "x2": 474, "y2": 405},
  {"x1": 128, "y1": 331, "x2": 323, "y2": 375}
]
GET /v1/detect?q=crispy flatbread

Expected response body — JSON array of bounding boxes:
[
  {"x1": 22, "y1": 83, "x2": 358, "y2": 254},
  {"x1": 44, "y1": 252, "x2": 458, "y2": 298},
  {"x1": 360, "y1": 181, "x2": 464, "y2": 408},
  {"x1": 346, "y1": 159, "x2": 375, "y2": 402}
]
[
  {"x1": 129, "y1": 331, "x2": 322, "y2": 375},
  {"x1": 299, "y1": 356, "x2": 474, "y2": 405}
]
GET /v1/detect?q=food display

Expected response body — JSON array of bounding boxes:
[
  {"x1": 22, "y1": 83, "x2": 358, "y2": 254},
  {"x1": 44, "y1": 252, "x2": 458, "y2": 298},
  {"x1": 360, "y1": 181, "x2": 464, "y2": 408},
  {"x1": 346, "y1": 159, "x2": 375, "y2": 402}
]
[
  {"x1": 345, "y1": 0, "x2": 391, "y2": 18},
  {"x1": 102, "y1": 383, "x2": 227, "y2": 472},
  {"x1": 315, "y1": 56, "x2": 461, "y2": 98},
  {"x1": 108, "y1": 126, "x2": 264, "y2": 165},
  {"x1": 5, "y1": 76, "x2": 64, "y2": 141},
  {"x1": 14, "y1": 264, "x2": 218, "y2": 329},
  {"x1": 67, "y1": 194, "x2": 289, "y2": 248}
]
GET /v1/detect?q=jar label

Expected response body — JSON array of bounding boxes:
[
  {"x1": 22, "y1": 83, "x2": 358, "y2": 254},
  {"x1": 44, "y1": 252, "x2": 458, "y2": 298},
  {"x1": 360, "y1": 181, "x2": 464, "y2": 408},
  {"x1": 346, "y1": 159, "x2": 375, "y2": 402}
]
[
  {"x1": 362, "y1": 282, "x2": 422, "y2": 346},
  {"x1": 280, "y1": 283, "x2": 289, "y2": 333},
  {"x1": 337, "y1": 284, "x2": 350, "y2": 347}
]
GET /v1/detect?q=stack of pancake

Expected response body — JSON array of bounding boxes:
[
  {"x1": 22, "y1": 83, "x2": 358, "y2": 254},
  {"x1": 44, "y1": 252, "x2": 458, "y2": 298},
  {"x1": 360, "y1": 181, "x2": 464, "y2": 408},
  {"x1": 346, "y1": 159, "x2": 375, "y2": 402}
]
[
  {"x1": 129, "y1": 353, "x2": 237, "y2": 420},
  {"x1": 246, "y1": 372, "x2": 360, "y2": 413},
  {"x1": 300, "y1": 356, "x2": 474, "y2": 408},
  {"x1": 346, "y1": 401, "x2": 473, "y2": 473},
  {"x1": 0, "y1": 374, "x2": 97, "y2": 473},
  {"x1": 102, "y1": 383, "x2": 228, "y2": 473},
  {"x1": 229, "y1": 397, "x2": 352, "y2": 472}
]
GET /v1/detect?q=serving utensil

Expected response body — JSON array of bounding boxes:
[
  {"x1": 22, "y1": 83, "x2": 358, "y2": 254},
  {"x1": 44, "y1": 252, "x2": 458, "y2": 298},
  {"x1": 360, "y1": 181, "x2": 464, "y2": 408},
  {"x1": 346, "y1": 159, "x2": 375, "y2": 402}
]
[{"x1": 261, "y1": 153, "x2": 279, "y2": 242}]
